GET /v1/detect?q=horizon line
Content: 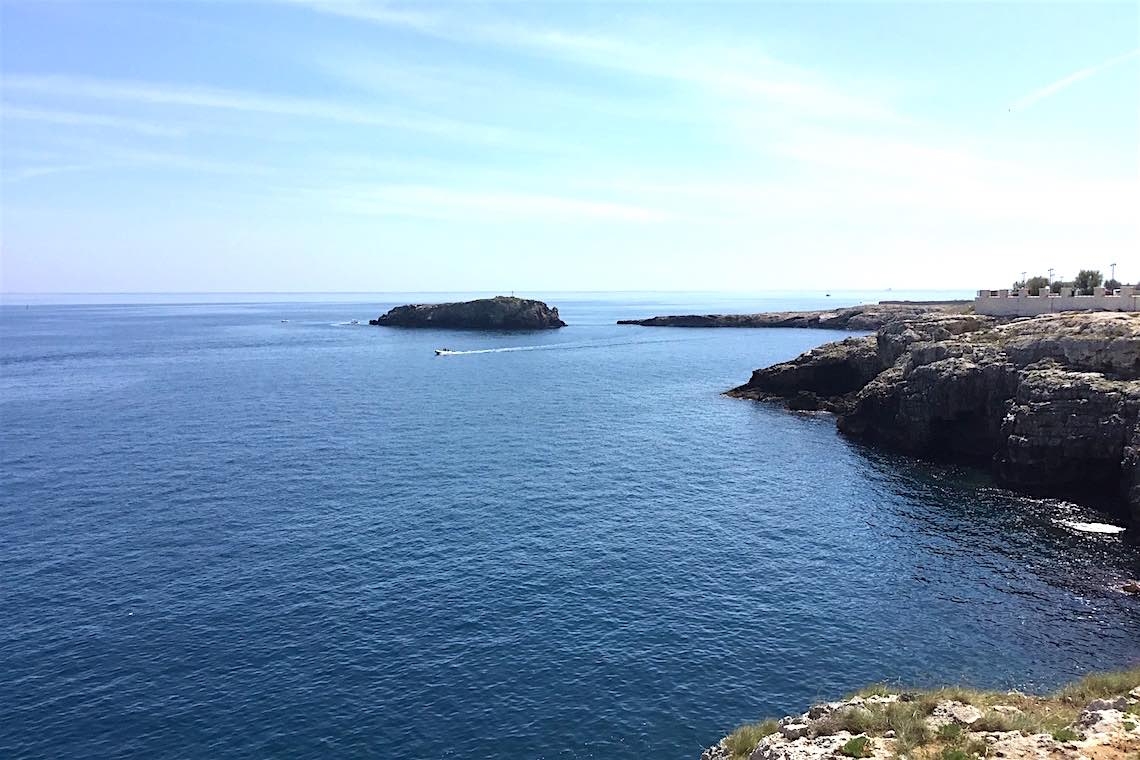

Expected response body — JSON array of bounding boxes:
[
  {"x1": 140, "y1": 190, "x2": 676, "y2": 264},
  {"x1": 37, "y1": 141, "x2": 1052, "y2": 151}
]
[{"x1": 0, "y1": 287, "x2": 974, "y2": 296}]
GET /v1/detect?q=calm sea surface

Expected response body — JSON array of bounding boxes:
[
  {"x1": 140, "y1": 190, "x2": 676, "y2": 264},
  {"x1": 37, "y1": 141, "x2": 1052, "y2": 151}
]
[{"x1": 2, "y1": 291, "x2": 1138, "y2": 760}]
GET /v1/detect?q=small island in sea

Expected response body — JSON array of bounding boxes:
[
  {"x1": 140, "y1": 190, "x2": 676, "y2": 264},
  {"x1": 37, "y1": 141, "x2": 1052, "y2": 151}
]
[{"x1": 369, "y1": 295, "x2": 566, "y2": 330}]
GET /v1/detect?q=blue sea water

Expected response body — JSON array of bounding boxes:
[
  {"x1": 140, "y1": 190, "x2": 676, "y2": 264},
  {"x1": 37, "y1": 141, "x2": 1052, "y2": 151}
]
[{"x1": 2, "y1": 291, "x2": 1138, "y2": 760}]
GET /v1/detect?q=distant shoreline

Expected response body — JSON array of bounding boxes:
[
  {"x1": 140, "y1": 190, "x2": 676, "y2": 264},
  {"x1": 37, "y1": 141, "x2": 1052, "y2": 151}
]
[{"x1": 617, "y1": 301, "x2": 969, "y2": 329}]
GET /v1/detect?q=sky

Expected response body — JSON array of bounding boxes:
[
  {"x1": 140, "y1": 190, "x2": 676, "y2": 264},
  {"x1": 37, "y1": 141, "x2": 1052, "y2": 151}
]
[{"x1": 1, "y1": 1, "x2": 1138, "y2": 293}]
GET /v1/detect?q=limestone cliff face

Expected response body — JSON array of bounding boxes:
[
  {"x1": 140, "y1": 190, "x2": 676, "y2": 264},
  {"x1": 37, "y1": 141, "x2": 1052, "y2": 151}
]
[
  {"x1": 370, "y1": 296, "x2": 566, "y2": 330},
  {"x1": 730, "y1": 312, "x2": 1140, "y2": 523},
  {"x1": 728, "y1": 336, "x2": 885, "y2": 412},
  {"x1": 996, "y1": 366, "x2": 1140, "y2": 505}
]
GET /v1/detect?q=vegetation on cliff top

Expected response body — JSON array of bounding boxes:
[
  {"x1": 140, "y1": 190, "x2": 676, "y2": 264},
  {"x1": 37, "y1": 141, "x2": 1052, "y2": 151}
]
[
  {"x1": 1011, "y1": 269, "x2": 1129, "y2": 295},
  {"x1": 723, "y1": 666, "x2": 1140, "y2": 760}
]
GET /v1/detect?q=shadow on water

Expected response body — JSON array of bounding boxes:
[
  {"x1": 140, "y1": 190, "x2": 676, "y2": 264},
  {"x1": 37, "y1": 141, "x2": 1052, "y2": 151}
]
[{"x1": 839, "y1": 436, "x2": 1140, "y2": 592}]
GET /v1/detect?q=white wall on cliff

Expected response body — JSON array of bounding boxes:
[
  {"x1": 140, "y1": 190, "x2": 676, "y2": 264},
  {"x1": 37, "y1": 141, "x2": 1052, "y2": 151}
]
[{"x1": 975, "y1": 287, "x2": 1140, "y2": 316}]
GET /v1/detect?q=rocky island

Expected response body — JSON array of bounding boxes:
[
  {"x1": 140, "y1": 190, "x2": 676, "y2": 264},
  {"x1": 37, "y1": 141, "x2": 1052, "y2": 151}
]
[
  {"x1": 727, "y1": 310, "x2": 1140, "y2": 524},
  {"x1": 618, "y1": 302, "x2": 969, "y2": 330},
  {"x1": 702, "y1": 668, "x2": 1140, "y2": 760},
  {"x1": 369, "y1": 296, "x2": 566, "y2": 330}
]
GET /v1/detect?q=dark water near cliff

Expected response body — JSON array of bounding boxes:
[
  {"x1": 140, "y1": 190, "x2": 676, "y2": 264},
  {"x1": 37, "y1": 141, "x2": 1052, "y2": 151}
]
[{"x1": 2, "y1": 291, "x2": 1138, "y2": 760}]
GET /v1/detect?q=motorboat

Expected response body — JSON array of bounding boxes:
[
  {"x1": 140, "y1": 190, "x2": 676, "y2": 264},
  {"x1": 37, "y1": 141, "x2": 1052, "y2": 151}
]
[{"x1": 434, "y1": 348, "x2": 454, "y2": 356}]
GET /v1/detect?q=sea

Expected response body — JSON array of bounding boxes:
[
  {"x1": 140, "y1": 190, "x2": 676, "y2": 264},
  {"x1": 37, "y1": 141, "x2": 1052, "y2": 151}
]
[{"x1": 2, "y1": 291, "x2": 1138, "y2": 760}]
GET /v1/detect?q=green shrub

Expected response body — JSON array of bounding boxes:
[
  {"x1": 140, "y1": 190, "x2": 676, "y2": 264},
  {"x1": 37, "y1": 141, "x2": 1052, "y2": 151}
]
[
  {"x1": 1054, "y1": 667, "x2": 1140, "y2": 702},
  {"x1": 937, "y1": 724, "x2": 964, "y2": 742},
  {"x1": 724, "y1": 719, "x2": 779, "y2": 759},
  {"x1": 1051, "y1": 728, "x2": 1081, "y2": 742},
  {"x1": 939, "y1": 748, "x2": 979, "y2": 760},
  {"x1": 840, "y1": 736, "x2": 873, "y2": 758},
  {"x1": 971, "y1": 712, "x2": 1015, "y2": 733},
  {"x1": 884, "y1": 703, "x2": 931, "y2": 753},
  {"x1": 814, "y1": 708, "x2": 879, "y2": 737}
]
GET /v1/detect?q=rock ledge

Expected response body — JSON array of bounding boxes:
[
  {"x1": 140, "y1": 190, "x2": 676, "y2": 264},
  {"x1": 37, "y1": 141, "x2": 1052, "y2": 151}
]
[
  {"x1": 728, "y1": 312, "x2": 1140, "y2": 523},
  {"x1": 619, "y1": 302, "x2": 969, "y2": 330},
  {"x1": 702, "y1": 675, "x2": 1140, "y2": 760}
]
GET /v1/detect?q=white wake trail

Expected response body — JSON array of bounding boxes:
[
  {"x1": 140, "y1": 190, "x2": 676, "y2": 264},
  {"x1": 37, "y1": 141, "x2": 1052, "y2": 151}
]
[{"x1": 435, "y1": 336, "x2": 706, "y2": 356}]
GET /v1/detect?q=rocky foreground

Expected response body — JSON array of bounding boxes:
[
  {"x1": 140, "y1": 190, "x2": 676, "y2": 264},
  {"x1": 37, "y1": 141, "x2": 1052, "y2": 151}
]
[
  {"x1": 702, "y1": 669, "x2": 1140, "y2": 760},
  {"x1": 618, "y1": 302, "x2": 968, "y2": 330},
  {"x1": 728, "y1": 311, "x2": 1140, "y2": 524},
  {"x1": 370, "y1": 296, "x2": 565, "y2": 330}
]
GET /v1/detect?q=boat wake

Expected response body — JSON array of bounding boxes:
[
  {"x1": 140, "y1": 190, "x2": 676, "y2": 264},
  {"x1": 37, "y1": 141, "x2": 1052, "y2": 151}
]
[{"x1": 434, "y1": 336, "x2": 705, "y2": 356}]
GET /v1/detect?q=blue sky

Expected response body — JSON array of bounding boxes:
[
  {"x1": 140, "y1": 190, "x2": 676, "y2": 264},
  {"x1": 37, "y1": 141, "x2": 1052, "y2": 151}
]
[{"x1": 1, "y1": 1, "x2": 1137, "y2": 293}]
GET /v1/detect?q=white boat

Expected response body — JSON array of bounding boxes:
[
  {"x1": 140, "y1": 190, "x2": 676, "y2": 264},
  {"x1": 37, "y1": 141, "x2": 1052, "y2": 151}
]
[{"x1": 435, "y1": 348, "x2": 454, "y2": 356}]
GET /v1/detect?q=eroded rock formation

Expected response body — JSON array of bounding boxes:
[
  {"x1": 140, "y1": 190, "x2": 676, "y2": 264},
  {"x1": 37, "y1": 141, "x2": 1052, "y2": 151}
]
[{"x1": 728, "y1": 312, "x2": 1140, "y2": 523}]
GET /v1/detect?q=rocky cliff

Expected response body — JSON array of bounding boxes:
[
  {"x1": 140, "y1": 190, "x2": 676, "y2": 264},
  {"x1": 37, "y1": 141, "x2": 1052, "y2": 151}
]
[
  {"x1": 370, "y1": 296, "x2": 566, "y2": 330},
  {"x1": 618, "y1": 302, "x2": 969, "y2": 330},
  {"x1": 702, "y1": 670, "x2": 1140, "y2": 760},
  {"x1": 728, "y1": 312, "x2": 1140, "y2": 524}
]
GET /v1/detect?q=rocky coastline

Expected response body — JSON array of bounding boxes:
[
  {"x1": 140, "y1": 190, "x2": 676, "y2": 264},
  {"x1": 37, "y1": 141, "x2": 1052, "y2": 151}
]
[
  {"x1": 370, "y1": 296, "x2": 565, "y2": 330},
  {"x1": 727, "y1": 311, "x2": 1140, "y2": 525},
  {"x1": 702, "y1": 669, "x2": 1140, "y2": 760},
  {"x1": 618, "y1": 302, "x2": 969, "y2": 330}
]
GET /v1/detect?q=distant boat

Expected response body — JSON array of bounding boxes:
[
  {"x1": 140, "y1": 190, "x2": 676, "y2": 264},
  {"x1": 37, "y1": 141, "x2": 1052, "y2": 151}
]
[
  {"x1": 349, "y1": 319, "x2": 360, "y2": 325},
  {"x1": 435, "y1": 348, "x2": 454, "y2": 356},
  {"x1": 280, "y1": 319, "x2": 289, "y2": 323}
]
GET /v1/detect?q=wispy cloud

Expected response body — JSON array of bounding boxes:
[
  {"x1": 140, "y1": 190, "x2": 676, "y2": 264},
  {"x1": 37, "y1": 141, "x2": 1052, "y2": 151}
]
[
  {"x1": 1, "y1": 74, "x2": 546, "y2": 147},
  {"x1": 1009, "y1": 47, "x2": 1140, "y2": 112},
  {"x1": 291, "y1": 0, "x2": 897, "y2": 123},
  {"x1": 0, "y1": 140, "x2": 279, "y2": 183},
  {"x1": 2, "y1": 163, "x2": 101, "y2": 183},
  {"x1": 0, "y1": 105, "x2": 186, "y2": 137},
  {"x1": 330, "y1": 184, "x2": 667, "y2": 222}
]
